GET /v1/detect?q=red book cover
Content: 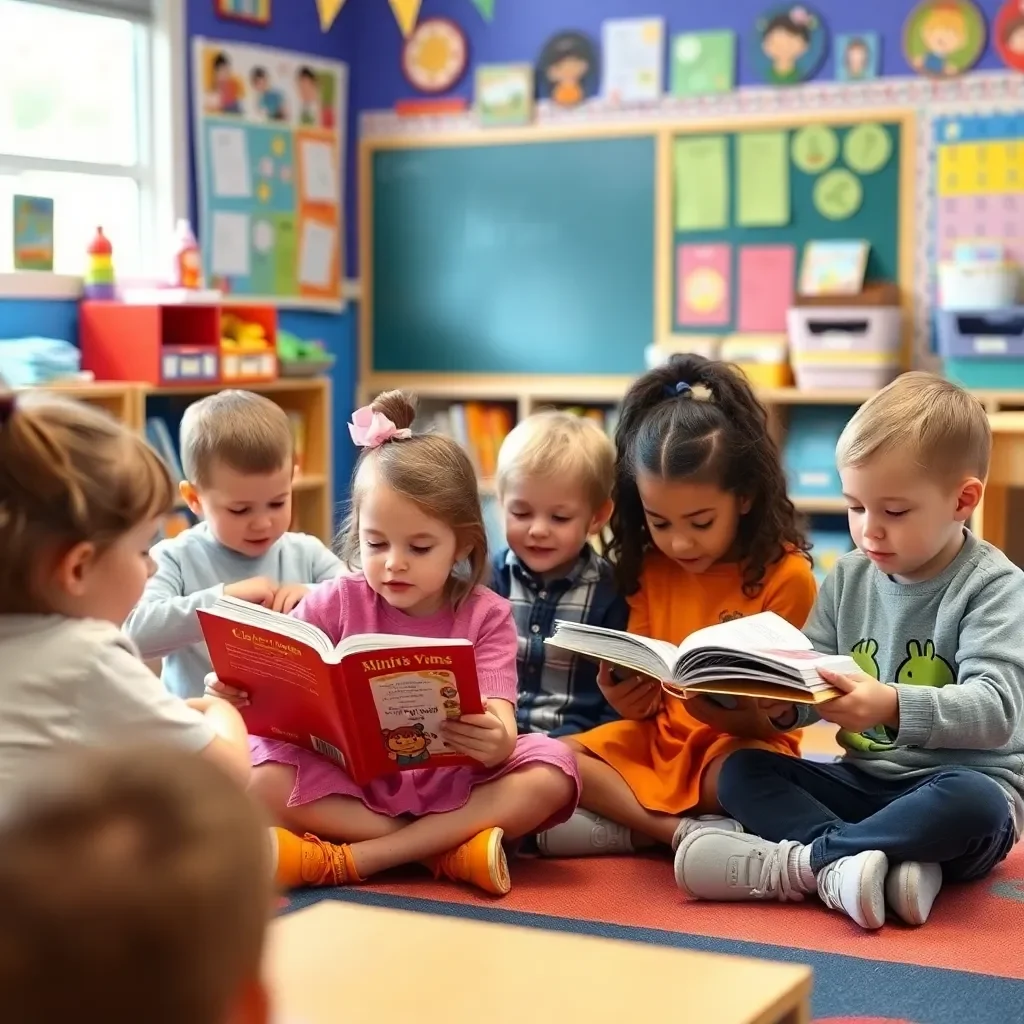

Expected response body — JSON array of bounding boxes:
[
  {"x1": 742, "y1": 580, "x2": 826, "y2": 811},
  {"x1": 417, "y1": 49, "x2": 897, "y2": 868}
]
[{"x1": 197, "y1": 598, "x2": 485, "y2": 787}]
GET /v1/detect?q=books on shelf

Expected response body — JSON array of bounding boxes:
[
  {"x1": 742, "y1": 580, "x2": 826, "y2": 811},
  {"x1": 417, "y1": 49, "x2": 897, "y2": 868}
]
[
  {"x1": 425, "y1": 402, "x2": 513, "y2": 479},
  {"x1": 197, "y1": 596, "x2": 486, "y2": 785},
  {"x1": 544, "y1": 611, "x2": 857, "y2": 704}
]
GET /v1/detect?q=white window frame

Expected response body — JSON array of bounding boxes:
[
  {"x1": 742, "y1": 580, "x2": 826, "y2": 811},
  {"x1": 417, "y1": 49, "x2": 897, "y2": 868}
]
[{"x1": 0, "y1": 0, "x2": 188, "y2": 297}]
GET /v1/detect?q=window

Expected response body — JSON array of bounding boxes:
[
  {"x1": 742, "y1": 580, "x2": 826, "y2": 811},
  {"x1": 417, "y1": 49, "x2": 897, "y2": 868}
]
[{"x1": 0, "y1": 0, "x2": 171, "y2": 277}]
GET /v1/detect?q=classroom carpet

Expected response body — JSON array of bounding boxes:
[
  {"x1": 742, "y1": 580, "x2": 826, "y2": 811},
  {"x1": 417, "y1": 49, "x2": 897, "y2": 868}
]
[{"x1": 285, "y1": 726, "x2": 1024, "y2": 1023}]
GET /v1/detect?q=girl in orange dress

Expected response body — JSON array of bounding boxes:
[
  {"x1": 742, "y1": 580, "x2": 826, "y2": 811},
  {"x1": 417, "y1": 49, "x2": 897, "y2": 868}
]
[{"x1": 537, "y1": 353, "x2": 817, "y2": 858}]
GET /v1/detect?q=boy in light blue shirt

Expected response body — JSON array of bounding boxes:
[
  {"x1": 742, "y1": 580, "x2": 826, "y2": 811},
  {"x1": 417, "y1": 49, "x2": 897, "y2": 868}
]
[{"x1": 125, "y1": 390, "x2": 343, "y2": 698}]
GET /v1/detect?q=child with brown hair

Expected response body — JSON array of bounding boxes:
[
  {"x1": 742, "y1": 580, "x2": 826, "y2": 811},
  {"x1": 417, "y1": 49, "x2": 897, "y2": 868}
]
[
  {"x1": 0, "y1": 744, "x2": 272, "y2": 1024},
  {"x1": 537, "y1": 354, "x2": 817, "y2": 858},
  {"x1": 208, "y1": 391, "x2": 579, "y2": 895},
  {"x1": 0, "y1": 392, "x2": 250, "y2": 790},
  {"x1": 125, "y1": 389, "x2": 343, "y2": 699}
]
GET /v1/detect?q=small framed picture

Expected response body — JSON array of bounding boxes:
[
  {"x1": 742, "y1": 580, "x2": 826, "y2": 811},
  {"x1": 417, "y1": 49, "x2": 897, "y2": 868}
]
[
  {"x1": 215, "y1": 0, "x2": 271, "y2": 26},
  {"x1": 475, "y1": 64, "x2": 535, "y2": 126},
  {"x1": 835, "y1": 32, "x2": 880, "y2": 81},
  {"x1": 799, "y1": 239, "x2": 870, "y2": 296}
]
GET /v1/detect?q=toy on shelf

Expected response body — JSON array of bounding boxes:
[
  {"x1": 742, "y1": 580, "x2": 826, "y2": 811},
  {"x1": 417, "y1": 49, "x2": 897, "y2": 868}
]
[
  {"x1": 220, "y1": 309, "x2": 277, "y2": 383},
  {"x1": 84, "y1": 226, "x2": 115, "y2": 300},
  {"x1": 172, "y1": 219, "x2": 204, "y2": 290},
  {"x1": 277, "y1": 330, "x2": 335, "y2": 377}
]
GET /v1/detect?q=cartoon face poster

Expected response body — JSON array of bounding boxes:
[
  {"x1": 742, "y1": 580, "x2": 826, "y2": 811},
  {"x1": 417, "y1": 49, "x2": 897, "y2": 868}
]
[
  {"x1": 995, "y1": 0, "x2": 1024, "y2": 72},
  {"x1": 536, "y1": 30, "x2": 599, "y2": 107},
  {"x1": 903, "y1": 0, "x2": 986, "y2": 78},
  {"x1": 752, "y1": 5, "x2": 828, "y2": 86}
]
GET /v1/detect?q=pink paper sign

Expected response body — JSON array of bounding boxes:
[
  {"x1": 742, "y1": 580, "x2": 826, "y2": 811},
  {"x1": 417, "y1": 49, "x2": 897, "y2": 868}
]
[
  {"x1": 737, "y1": 245, "x2": 795, "y2": 332},
  {"x1": 676, "y1": 244, "x2": 732, "y2": 327}
]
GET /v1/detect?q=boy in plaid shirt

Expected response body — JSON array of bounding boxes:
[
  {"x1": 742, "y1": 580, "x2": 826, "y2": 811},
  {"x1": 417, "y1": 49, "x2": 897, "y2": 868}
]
[{"x1": 490, "y1": 411, "x2": 626, "y2": 737}]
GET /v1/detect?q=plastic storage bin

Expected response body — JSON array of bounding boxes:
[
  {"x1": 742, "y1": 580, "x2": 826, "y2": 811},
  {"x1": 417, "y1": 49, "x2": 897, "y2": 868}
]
[
  {"x1": 937, "y1": 307, "x2": 1024, "y2": 388},
  {"x1": 720, "y1": 333, "x2": 792, "y2": 388},
  {"x1": 784, "y1": 406, "x2": 855, "y2": 499},
  {"x1": 938, "y1": 262, "x2": 1019, "y2": 311}
]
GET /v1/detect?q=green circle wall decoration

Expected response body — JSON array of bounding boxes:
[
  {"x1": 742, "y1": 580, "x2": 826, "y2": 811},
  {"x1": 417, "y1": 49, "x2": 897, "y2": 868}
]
[
  {"x1": 792, "y1": 124, "x2": 839, "y2": 174},
  {"x1": 844, "y1": 123, "x2": 892, "y2": 174},
  {"x1": 813, "y1": 168, "x2": 863, "y2": 220}
]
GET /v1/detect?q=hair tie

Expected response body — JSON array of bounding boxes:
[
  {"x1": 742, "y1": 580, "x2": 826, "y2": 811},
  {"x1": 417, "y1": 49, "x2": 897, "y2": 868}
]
[
  {"x1": 664, "y1": 381, "x2": 692, "y2": 399},
  {"x1": 348, "y1": 405, "x2": 412, "y2": 449},
  {"x1": 0, "y1": 393, "x2": 15, "y2": 430}
]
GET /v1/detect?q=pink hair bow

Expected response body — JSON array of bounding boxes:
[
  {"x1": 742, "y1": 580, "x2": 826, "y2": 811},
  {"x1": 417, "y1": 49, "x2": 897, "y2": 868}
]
[{"x1": 348, "y1": 405, "x2": 412, "y2": 449}]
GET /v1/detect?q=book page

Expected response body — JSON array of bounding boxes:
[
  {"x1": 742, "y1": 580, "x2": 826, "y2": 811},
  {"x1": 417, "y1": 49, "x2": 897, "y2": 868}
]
[
  {"x1": 205, "y1": 596, "x2": 336, "y2": 659},
  {"x1": 368, "y1": 669, "x2": 467, "y2": 767},
  {"x1": 335, "y1": 634, "x2": 471, "y2": 657},
  {"x1": 677, "y1": 611, "x2": 811, "y2": 658},
  {"x1": 544, "y1": 622, "x2": 679, "y2": 678}
]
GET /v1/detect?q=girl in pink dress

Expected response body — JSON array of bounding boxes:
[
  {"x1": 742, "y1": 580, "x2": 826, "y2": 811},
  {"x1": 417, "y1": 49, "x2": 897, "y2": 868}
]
[{"x1": 208, "y1": 390, "x2": 579, "y2": 895}]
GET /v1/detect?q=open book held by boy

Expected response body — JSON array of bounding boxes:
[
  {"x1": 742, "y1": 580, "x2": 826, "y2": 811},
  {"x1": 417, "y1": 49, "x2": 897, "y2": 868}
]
[
  {"x1": 198, "y1": 596, "x2": 486, "y2": 786},
  {"x1": 544, "y1": 611, "x2": 855, "y2": 705}
]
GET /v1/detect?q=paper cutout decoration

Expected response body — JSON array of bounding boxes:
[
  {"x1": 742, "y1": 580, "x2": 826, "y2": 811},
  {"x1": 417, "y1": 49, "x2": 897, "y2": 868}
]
[
  {"x1": 844, "y1": 123, "x2": 892, "y2": 174},
  {"x1": 315, "y1": 0, "x2": 347, "y2": 31},
  {"x1": 738, "y1": 245, "x2": 795, "y2": 332},
  {"x1": 799, "y1": 240, "x2": 869, "y2": 296},
  {"x1": 389, "y1": 0, "x2": 422, "y2": 38},
  {"x1": 602, "y1": 18, "x2": 666, "y2": 104},
  {"x1": 401, "y1": 17, "x2": 468, "y2": 93},
  {"x1": 752, "y1": 5, "x2": 828, "y2": 85},
  {"x1": 835, "y1": 32, "x2": 880, "y2": 80},
  {"x1": 737, "y1": 131, "x2": 790, "y2": 226},
  {"x1": 995, "y1": 0, "x2": 1024, "y2": 71},
  {"x1": 791, "y1": 125, "x2": 838, "y2": 174},
  {"x1": 677, "y1": 244, "x2": 732, "y2": 327},
  {"x1": 674, "y1": 136, "x2": 729, "y2": 232},
  {"x1": 671, "y1": 31, "x2": 736, "y2": 96},
  {"x1": 814, "y1": 168, "x2": 863, "y2": 220},
  {"x1": 470, "y1": 0, "x2": 495, "y2": 21},
  {"x1": 904, "y1": 0, "x2": 986, "y2": 78},
  {"x1": 476, "y1": 65, "x2": 534, "y2": 126},
  {"x1": 537, "y1": 31, "x2": 598, "y2": 107}
]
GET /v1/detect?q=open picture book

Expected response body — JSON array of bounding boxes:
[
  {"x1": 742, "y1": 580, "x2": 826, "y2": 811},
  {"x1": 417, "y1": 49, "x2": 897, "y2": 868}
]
[
  {"x1": 545, "y1": 611, "x2": 857, "y2": 704},
  {"x1": 197, "y1": 596, "x2": 485, "y2": 786}
]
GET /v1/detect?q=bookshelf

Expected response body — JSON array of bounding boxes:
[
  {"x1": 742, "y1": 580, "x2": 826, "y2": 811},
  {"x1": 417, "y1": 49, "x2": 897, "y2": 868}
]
[{"x1": 19, "y1": 378, "x2": 334, "y2": 543}]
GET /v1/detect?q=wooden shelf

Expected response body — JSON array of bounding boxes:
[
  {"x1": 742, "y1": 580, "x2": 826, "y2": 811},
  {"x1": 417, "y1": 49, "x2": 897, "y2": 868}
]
[{"x1": 792, "y1": 496, "x2": 848, "y2": 514}]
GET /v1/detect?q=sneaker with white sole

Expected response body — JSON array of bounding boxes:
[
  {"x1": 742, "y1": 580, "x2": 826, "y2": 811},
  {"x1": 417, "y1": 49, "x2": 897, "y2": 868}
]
[
  {"x1": 674, "y1": 829, "x2": 813, "y2": 903},
  {"x1": 536, "y1": 809, "x2": 634, "y2": 857},
  {"x1": 885, "y1": 861, "x2": 942, "y2": 926},
  {"x1": 671, "y1": 815, "x2": 744, "y2": 852},
  {"x1": 816, "y1": 850, "x2": 889, "y2": 930}
]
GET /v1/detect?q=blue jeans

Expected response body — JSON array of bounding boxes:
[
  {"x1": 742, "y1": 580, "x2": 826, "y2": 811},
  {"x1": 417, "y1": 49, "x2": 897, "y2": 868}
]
[{"x1": 718, "y1": 749, "x2": 1017, "y2": 881}]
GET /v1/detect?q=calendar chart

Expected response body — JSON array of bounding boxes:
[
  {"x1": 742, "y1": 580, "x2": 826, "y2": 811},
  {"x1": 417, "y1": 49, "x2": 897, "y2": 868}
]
[{"x1": 935, "y1": 115, "x2": 1024, "y2": 263}]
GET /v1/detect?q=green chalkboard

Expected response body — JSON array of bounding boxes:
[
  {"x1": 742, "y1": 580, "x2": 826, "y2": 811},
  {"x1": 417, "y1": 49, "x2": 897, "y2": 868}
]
[
  {"x1": 672, "y1": 122, "x2": 901, "y2": 332},
  {"x1": 371, "y1": 137, "x2": 655, "y2": 374}
]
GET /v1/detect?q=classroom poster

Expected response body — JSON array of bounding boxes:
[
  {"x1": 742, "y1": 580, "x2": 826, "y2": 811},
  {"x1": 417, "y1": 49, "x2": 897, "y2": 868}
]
[
  {"x1": 676, "y1": 244, "x2": 731, "y2": 326},
  {"x1": 192, "y1": 38, "x2": 348, "y2": 310}
]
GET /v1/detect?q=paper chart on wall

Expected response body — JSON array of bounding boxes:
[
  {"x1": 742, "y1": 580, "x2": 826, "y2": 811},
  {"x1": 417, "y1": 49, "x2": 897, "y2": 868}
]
[
  {"x1": 674, "y1": 136, "x2": 729, "y2": 232},
  {"x1": 677, "y1": 244, "x2": 731, "y2": 327},
  {"x1": 737, "y1": 245, "x2": 794, "y2": 332},
  {"x1": 193, "y1": 36, "x2": 348, "y2": 309},
  {"x1": 601, "y1": 17, "x2": 665, "y2": 104},
  {"x1": 737, "y1": 131, "x2": 790, "y2": 227}
]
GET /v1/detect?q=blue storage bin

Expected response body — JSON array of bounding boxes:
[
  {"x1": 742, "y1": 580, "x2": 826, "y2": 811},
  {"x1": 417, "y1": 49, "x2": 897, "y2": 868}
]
[
  {"x1": 945, "y1": 357, "x2": 1024, "y2": 388},
  {"x1": 936, "y1": 308, "x2": 1024, "y2": 387},
  {"x1": 784, "y1": 407, "x2": 856, "y2": 499},
  {"x1": 809, "y1": 529, "x2": 854, "y2": 584}
]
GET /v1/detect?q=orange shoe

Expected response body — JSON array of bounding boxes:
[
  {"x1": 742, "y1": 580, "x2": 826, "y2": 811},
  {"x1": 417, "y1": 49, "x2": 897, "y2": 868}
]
[
  {"x1": 272, "y1": 828, "x2": 362, "y2": 889},
  {"x1": 424, "y1": 827, "x2": 511, "y2": 896}
]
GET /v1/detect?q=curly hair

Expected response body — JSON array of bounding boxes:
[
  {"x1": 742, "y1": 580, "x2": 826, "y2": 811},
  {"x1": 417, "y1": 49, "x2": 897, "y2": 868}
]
[{"x1": 607, "y1": 353, "x2": 810, "y2": 598}]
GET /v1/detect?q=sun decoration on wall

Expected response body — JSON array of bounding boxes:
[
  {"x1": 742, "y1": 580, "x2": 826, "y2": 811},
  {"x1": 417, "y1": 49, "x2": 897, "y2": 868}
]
[{"x1": 314, "y1": 0, "x2": 494, "y2": 36}]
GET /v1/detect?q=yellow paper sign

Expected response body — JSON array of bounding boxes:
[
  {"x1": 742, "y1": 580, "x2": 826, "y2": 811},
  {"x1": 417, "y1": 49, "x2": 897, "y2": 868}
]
[
  {"x1": 315, "y1": 0, "x2": 348, "y2": 31},
  {"x1": 389, "y1": 0, "x2": 422, "y2": 38}
]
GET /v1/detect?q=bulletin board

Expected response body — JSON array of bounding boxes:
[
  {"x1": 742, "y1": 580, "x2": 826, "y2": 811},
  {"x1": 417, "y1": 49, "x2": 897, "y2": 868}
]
[
  {"x1": 935, "y1": 113, "x2": 1024, "y2": 263},
  {"x1": 669, "y1": 120, "x2": 902, "y2": 336},
  {"x1": 192, "y1": 38, "x2": 348, "y2": 311}
]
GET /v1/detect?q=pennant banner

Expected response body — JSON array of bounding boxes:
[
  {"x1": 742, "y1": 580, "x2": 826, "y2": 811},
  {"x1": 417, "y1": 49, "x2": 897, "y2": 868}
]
[
  {"x1": 389, "y1": 0, "x2": 422, "y2": 37},
  {"x1": 470, "y1": 0, "x2": 495, "y2": 20},
  {"x1": 315, "y1": 0, "x2": 349, "y2": 31}
]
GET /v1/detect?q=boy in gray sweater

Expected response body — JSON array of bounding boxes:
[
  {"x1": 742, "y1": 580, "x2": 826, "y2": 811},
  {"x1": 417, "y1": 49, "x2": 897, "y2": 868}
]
[
  {"x1": 124, "y1": 390, "x2": 343, "y2": 698},
  {"x1": 674, "y1": 373, "x2": 1022, "y2": 930}
]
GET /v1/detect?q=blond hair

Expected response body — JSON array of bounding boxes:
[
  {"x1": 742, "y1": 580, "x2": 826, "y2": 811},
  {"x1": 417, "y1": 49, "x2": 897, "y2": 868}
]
[
  {"x1": 340, "y1": 390, "x2": 488, "y2": 606},
  {"x1": 0, "y1": 392, "x2": 174, "y2": 613},
  {"x1": 496, "y1": 410, "x2": 615, "y2": 510},
  {"x1": 836, "y1": 371, "x2": 991, "y2": 480},
  {"x1": 180, "y1": 389, "x2": 293, "y2": 488},
  {"x1": 0, "y1": 744, "x2": 271, "y2": 1024}
]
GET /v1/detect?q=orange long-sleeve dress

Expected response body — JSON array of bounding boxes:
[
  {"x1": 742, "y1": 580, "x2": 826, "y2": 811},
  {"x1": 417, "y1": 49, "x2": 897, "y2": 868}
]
[{"x1": 573, "y1": 550, "x2": 817, "y2": 814}]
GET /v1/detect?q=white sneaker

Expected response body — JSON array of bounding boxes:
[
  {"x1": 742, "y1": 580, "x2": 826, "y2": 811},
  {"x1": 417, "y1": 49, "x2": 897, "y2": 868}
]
[
  {"x1": 671, "y1": 815, "x2": 744, "y2": 851},
  {"x1": 536, "y1": 809, "x2": 634, "y2": 857},
  {"x1": 816, "y1": 850, "x2": 889, "y2": 930},
  {"x1": 673, "y1": 829, "x2": 812, "y2": 902},
  {"x1": 885, "y1": 861, "x2": 942, "y2": 926}
]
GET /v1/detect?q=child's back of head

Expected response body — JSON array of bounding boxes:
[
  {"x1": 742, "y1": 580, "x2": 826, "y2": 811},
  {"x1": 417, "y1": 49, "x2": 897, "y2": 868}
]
[
  {"x1": 609, "y1": 353, "x2": 808, "y2": 595},
  {"x1": 0, "y1": 391, "x2": 174, "y2": 615},
  {"x1": 836, "y1": 371, "x2": 991, "y2": 482},
  {"x1": 0, "y1": 744, "x2": 271, "y2": 1024}
]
